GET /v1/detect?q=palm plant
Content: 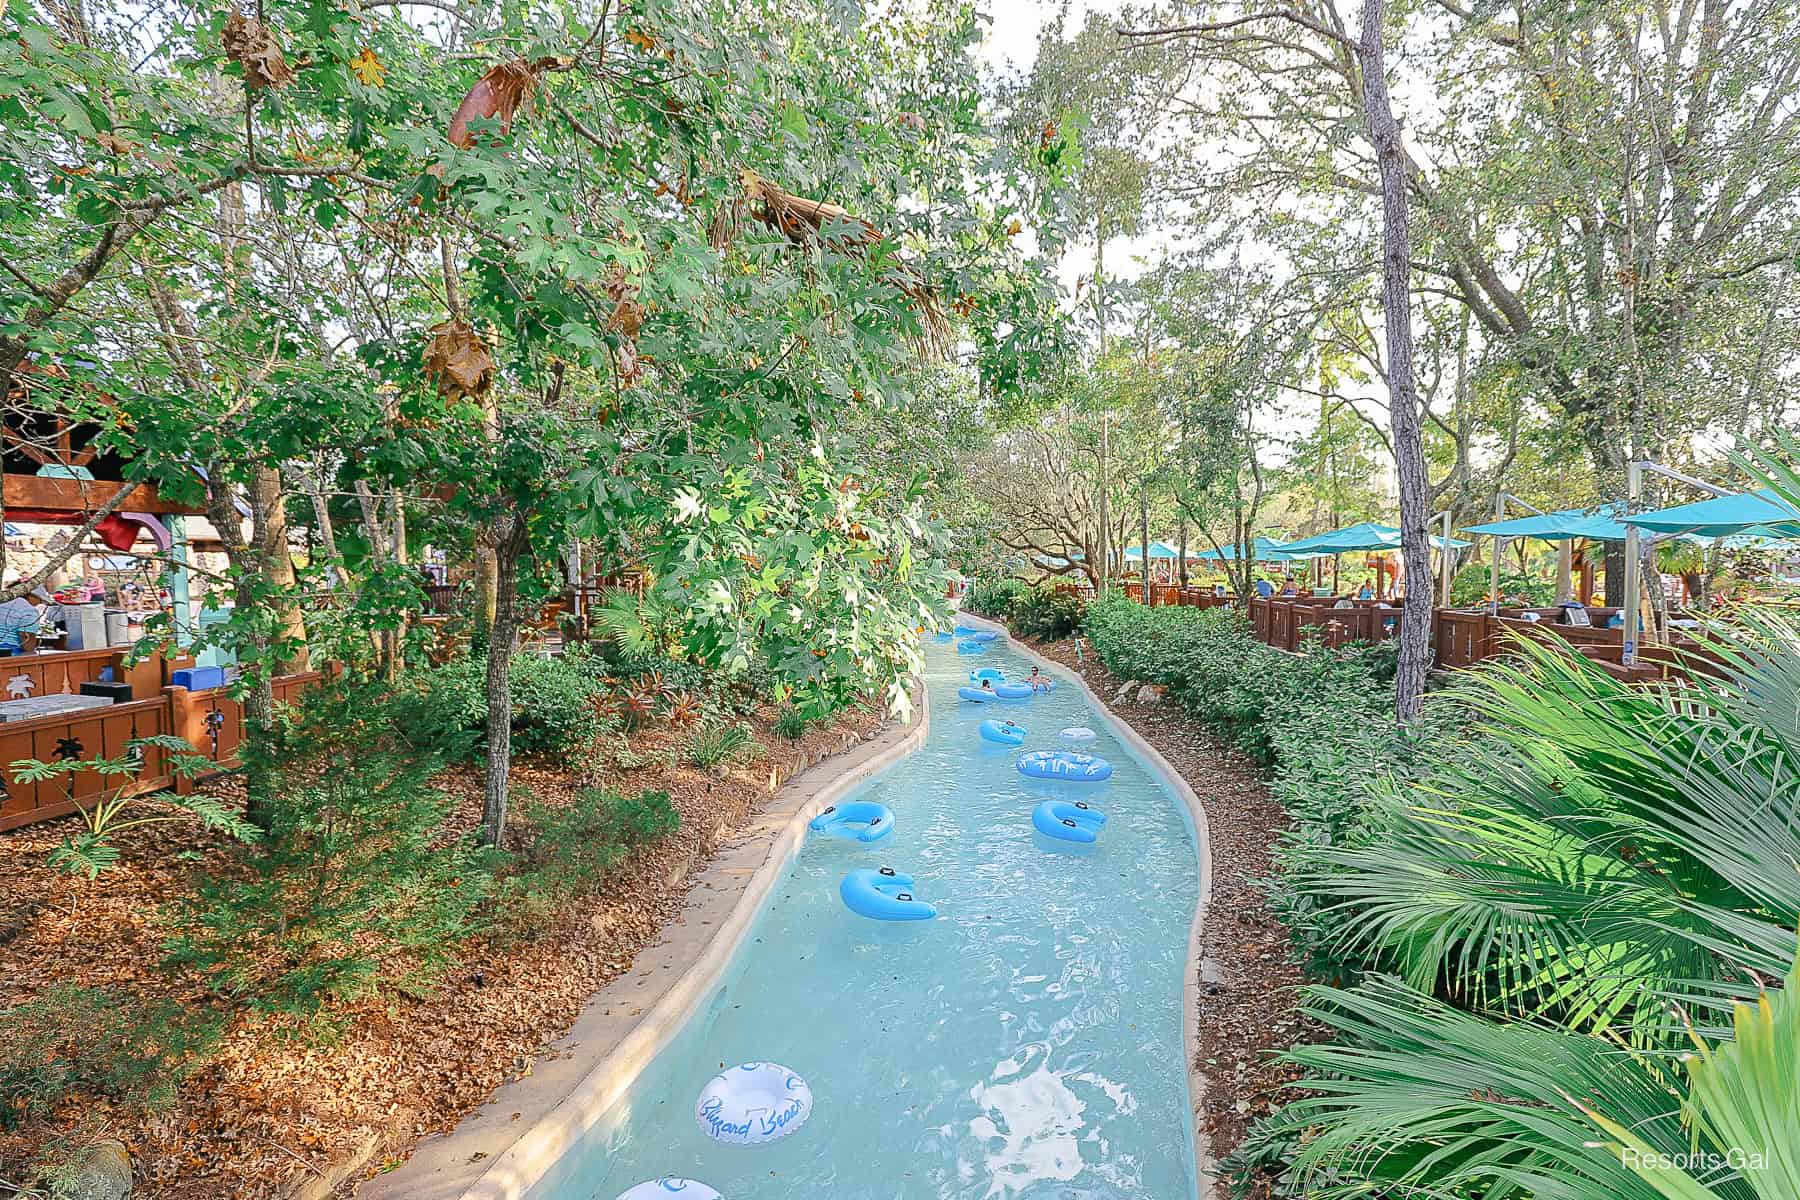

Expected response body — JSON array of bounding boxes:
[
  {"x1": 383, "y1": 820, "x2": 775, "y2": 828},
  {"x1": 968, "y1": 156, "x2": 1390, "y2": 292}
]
[
  {"x1": 1299, "y1": 624, "x2": 1799, "y2": 1040},
  {"x1": 1249, "y1": 441, "x2": 1800, "y2": 1196},
  {"x1": 1581, "y1": 947, "x2": 1800, "y2": 1200}
]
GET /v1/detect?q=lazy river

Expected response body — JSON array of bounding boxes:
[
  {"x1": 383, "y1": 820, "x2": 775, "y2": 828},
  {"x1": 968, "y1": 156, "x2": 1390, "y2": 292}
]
[{"x1": 528, "y1": 633, "x2": 1205, "y2": 1200}]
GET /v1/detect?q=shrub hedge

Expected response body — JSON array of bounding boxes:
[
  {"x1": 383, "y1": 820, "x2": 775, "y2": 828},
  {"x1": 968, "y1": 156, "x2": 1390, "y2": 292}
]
[
  {"x1": 965, "y1": 577, "x2": 1086, "y2": 640},
  {"x1": 1080, "y1": 593, "x2": 1458, "y2": 977},
  {"x1": 401, "y1": 647, "x2": 606, "y2": 757}
]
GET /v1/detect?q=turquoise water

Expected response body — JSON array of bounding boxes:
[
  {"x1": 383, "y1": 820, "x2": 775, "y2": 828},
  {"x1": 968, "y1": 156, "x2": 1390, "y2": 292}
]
[{"x1": 529, "y1": 637, "x2": 1203, "y2": 1200}]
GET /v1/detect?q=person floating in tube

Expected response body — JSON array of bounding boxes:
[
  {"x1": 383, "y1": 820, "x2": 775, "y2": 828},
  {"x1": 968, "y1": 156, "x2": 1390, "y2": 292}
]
[
  {"x1": 979, "y1": 678, "x2": 995, "y2": 693},
  {"x1": 1028, "y1": 666, "x2": 1051, "y2": 692}
]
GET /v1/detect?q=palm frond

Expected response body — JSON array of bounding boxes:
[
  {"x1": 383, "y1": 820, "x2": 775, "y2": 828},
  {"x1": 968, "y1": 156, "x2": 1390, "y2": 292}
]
[
  {"x1": 1578, "y1": 943, "x2": 1800, "y2": 1199},
  {"x1": 1261, "y1": 977, "x2": 1756, "y2": 1200}
]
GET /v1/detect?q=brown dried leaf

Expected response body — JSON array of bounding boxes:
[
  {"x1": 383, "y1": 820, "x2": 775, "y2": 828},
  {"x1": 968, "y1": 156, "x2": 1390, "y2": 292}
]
[
  {"x1": 602, "y1": 264, "x2": 645, "y2": 337},
  {"x1": 446, "y1": 60, "x2": 543, "y2": 149},
  {"x1": 422, "y1": 319, "x2": 495, "y2": 401},
  {"x1": 222, "y1": 12, "x2": 297, "y2": 90}
]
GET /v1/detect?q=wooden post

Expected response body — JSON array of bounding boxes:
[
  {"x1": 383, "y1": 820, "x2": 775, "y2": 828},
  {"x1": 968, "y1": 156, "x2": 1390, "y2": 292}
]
[{"x1": 165, "y1": 685, "x2": 201, "y2": 795}]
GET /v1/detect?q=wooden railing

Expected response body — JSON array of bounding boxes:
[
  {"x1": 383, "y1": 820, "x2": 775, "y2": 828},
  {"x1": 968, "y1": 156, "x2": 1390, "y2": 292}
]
[
  {"x1": 0, "y1": 646, "x2": 172, "y2": 702},
  {"x1": 0, "y1": 666, "x2": 327, "y2": 831},
  {"x1": 1129, "y1": 590, "x2": 1710, "y2": 685},
  {"x1": 0, "y1": 695, "x2": 179, "y2": 832},
  {"x1": 422, "y1": 583, "x2": 466, "y2": 615}
]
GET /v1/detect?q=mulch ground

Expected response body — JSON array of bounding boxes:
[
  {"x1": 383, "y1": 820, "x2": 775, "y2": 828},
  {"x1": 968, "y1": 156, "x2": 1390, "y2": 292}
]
[
  {"x1": 1019, "y1": 633, "x2": 1320, "y2": 1191},
  {"x1": 0, "y1": 701, "x2": 885, "y2": 1199}
]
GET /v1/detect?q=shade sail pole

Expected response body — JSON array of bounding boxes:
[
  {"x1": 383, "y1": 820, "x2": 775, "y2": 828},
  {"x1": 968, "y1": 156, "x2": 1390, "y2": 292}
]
[
  {"x1": 1489, "y1": 493, "x2": 1503, "y2": 612},
  {"x1": 1618, "y1": 461, "x2": 1735, "y2": 665},
  {"x1": 1437, "y1": 510, "x2": 1453, "y2": 606}
]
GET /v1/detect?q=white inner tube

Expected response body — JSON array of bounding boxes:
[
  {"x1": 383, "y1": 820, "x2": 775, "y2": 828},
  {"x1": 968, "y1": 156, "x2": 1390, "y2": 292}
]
[
  {"x1": 615, "y1": 1181, "x2": 722, "y2": 1200},
  {"x1": 694, "y1": 1061, "x2": 814, "y2": 1145},
  {"x1": 1061, "y1": 726, "x2": 1097, "y2": 741}
]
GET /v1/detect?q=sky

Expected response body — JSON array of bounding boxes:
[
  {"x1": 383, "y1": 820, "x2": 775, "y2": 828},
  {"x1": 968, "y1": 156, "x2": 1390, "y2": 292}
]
[
  {"x1": 971, "y1": 0, "x2": 1183, "y2": 298},
  {"x1": 976, "y1": 0, "x2": 1095, "y2": 75}
]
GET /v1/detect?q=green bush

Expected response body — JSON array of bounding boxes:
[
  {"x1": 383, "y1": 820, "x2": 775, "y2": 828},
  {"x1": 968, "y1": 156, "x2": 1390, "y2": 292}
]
[
  {"x1": 964, "y1": 576, "x2": 1029, "y2": 620},
  {"x1": 1080, "y1": 592, "x2": 1435, "y2": 975},
  {"x1": 0, "y1": 985, "x2": 223, "y2": 1130},
  {"x1": 1011, "y1": 587, "x2": 1086, "y2": 639},
  {"x1": 162, "y1": 686, "x2": 495, "y2": 1025},
  {"x1": 965, "y1": 577, "x2": 1085, "y2": 640},
  {"x1": 1449, "y1": 562, "x2": 1556, "y2": 606},
  {"x1": 1238, "y1": 608, "x2": 1800, "y2": 1198},
  {"x1": 401, "y1": 649, "x2": 605, "y2": 757}
]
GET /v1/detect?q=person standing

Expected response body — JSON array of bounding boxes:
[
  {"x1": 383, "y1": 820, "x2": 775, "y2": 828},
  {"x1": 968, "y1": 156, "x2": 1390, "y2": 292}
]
[{"x1": 0, "y1": 573, "x2": 45, "y2": 652}]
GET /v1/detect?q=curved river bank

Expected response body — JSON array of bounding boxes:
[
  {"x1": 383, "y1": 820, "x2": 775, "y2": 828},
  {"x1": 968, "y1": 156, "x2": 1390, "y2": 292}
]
[{"x1": 528, "y1": 636, "x2": 1205, "y2": 1200}]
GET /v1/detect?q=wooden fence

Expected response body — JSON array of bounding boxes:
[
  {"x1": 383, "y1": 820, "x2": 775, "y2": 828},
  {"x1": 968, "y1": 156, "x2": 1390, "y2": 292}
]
[
  {"x1": 1113, "y1": 589, "x2": 1710, "y2": 685},
  {"x1": 0, "y1": 696, "x2": 179, "y2": 832},
  {"x1": 0, "y1": 666, "x2": 325, "y2": 832}
]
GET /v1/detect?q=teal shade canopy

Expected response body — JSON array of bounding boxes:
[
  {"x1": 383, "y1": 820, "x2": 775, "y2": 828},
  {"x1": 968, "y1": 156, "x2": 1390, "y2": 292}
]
[
  {"x1": 1122, "y1": 540, "x2": 1183, "y2": 561},
  {"x1": 1463, "y1": 505, "x2": 1628, "y2": 542},
  {"x1": 1281, "y1": 522, "x2": 1471, "y2": 555},
  {"x1": 1623, "y1": 488, "x2": 1800, "y2": 538},
  {"x1": 1193, "y1": 537, "x2": 1296, "y2": 563}
]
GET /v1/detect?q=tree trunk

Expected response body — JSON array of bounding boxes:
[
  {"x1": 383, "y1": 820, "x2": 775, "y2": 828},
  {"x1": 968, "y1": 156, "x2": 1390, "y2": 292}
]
[
  {"x1": 1603, "y1": 541, "x2": 1625, "y2": 605},
  {"x1": 1094, "y1": 215, "x2": 1110, "y2": 594},
  {"x1": 479, "y1": 525, "x2": 525, "y2": 847},
  {"x1": 1359, "y1": 0, "x2": 1433, "y2": 723},
  {"x1": 249, "y1": 466, "x2": 309, "y2": 675},
  {"x1": 1140, "y1": 489, "x2": 1151, "y2": 595}
]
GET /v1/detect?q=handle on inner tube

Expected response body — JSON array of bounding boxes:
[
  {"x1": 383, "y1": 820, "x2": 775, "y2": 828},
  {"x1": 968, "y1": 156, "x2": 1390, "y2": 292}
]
[
  {"x1": 879, "y1": 866, "x2": 896, "y2": 877},
  {"x1": 897, "y1": 892, "x2": 913, "y2": 902},
  {"x1": 1062, "y1": 818, "x2": 1077, "y2": 828}
]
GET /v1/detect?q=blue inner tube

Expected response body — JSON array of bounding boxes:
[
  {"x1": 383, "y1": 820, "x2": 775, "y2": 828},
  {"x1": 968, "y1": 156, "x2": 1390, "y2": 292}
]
[
  {"x1": 933, "y1": 631, "x2": 955, "y2": 643},
  {"x1": 1033, "y1": 799, "x2": 1106, "y2": 844},
  {"x1": 953, "y1": 624, "x2": 980, "y2": 636},
  {"x1": 968, "y1": 630, "x2": 999, "y2": 642},
  {"x1": 956, "y1": 640, "x2": 987, "y2": 655},
  {"x1": 969, "y1": 667, "x2": 1006, "y2": 682},
  {"x1": 839, "y1": 867, "x2": 936, "y2": 921},
  {"x1": 979, "y1": 718, "x2": 1027, "y2": 746},
  {"x1": 958, "y1": 686, "x2": 997, "y2": 702},
  {"x1": 1017, "y1": 750, "x2": 1114, "y2": 782},
  {"x1": 808, "y1": 800, "x2": 894, "y2": 843},
  {"x1": 993, "y1": 682, "x2": 1033, "y2": 699}
]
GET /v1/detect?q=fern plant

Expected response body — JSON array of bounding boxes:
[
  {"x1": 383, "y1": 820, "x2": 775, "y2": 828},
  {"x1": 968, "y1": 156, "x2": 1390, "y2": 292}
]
[{"x1": 13, "y1": 735, "x2": 255, "y2": 878}]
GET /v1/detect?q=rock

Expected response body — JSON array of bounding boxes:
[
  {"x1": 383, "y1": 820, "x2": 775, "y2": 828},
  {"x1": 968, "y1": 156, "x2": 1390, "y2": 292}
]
[
  {"x1": 52, "y1": 1140, "x2": 132, "y2": 1200},
  {"x1": 1138, "y1": 684, "x2": 1165, "y2": 705},
  {"x1": 1112, "y1": 679, "x2": 1139, "y2": 704}
]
